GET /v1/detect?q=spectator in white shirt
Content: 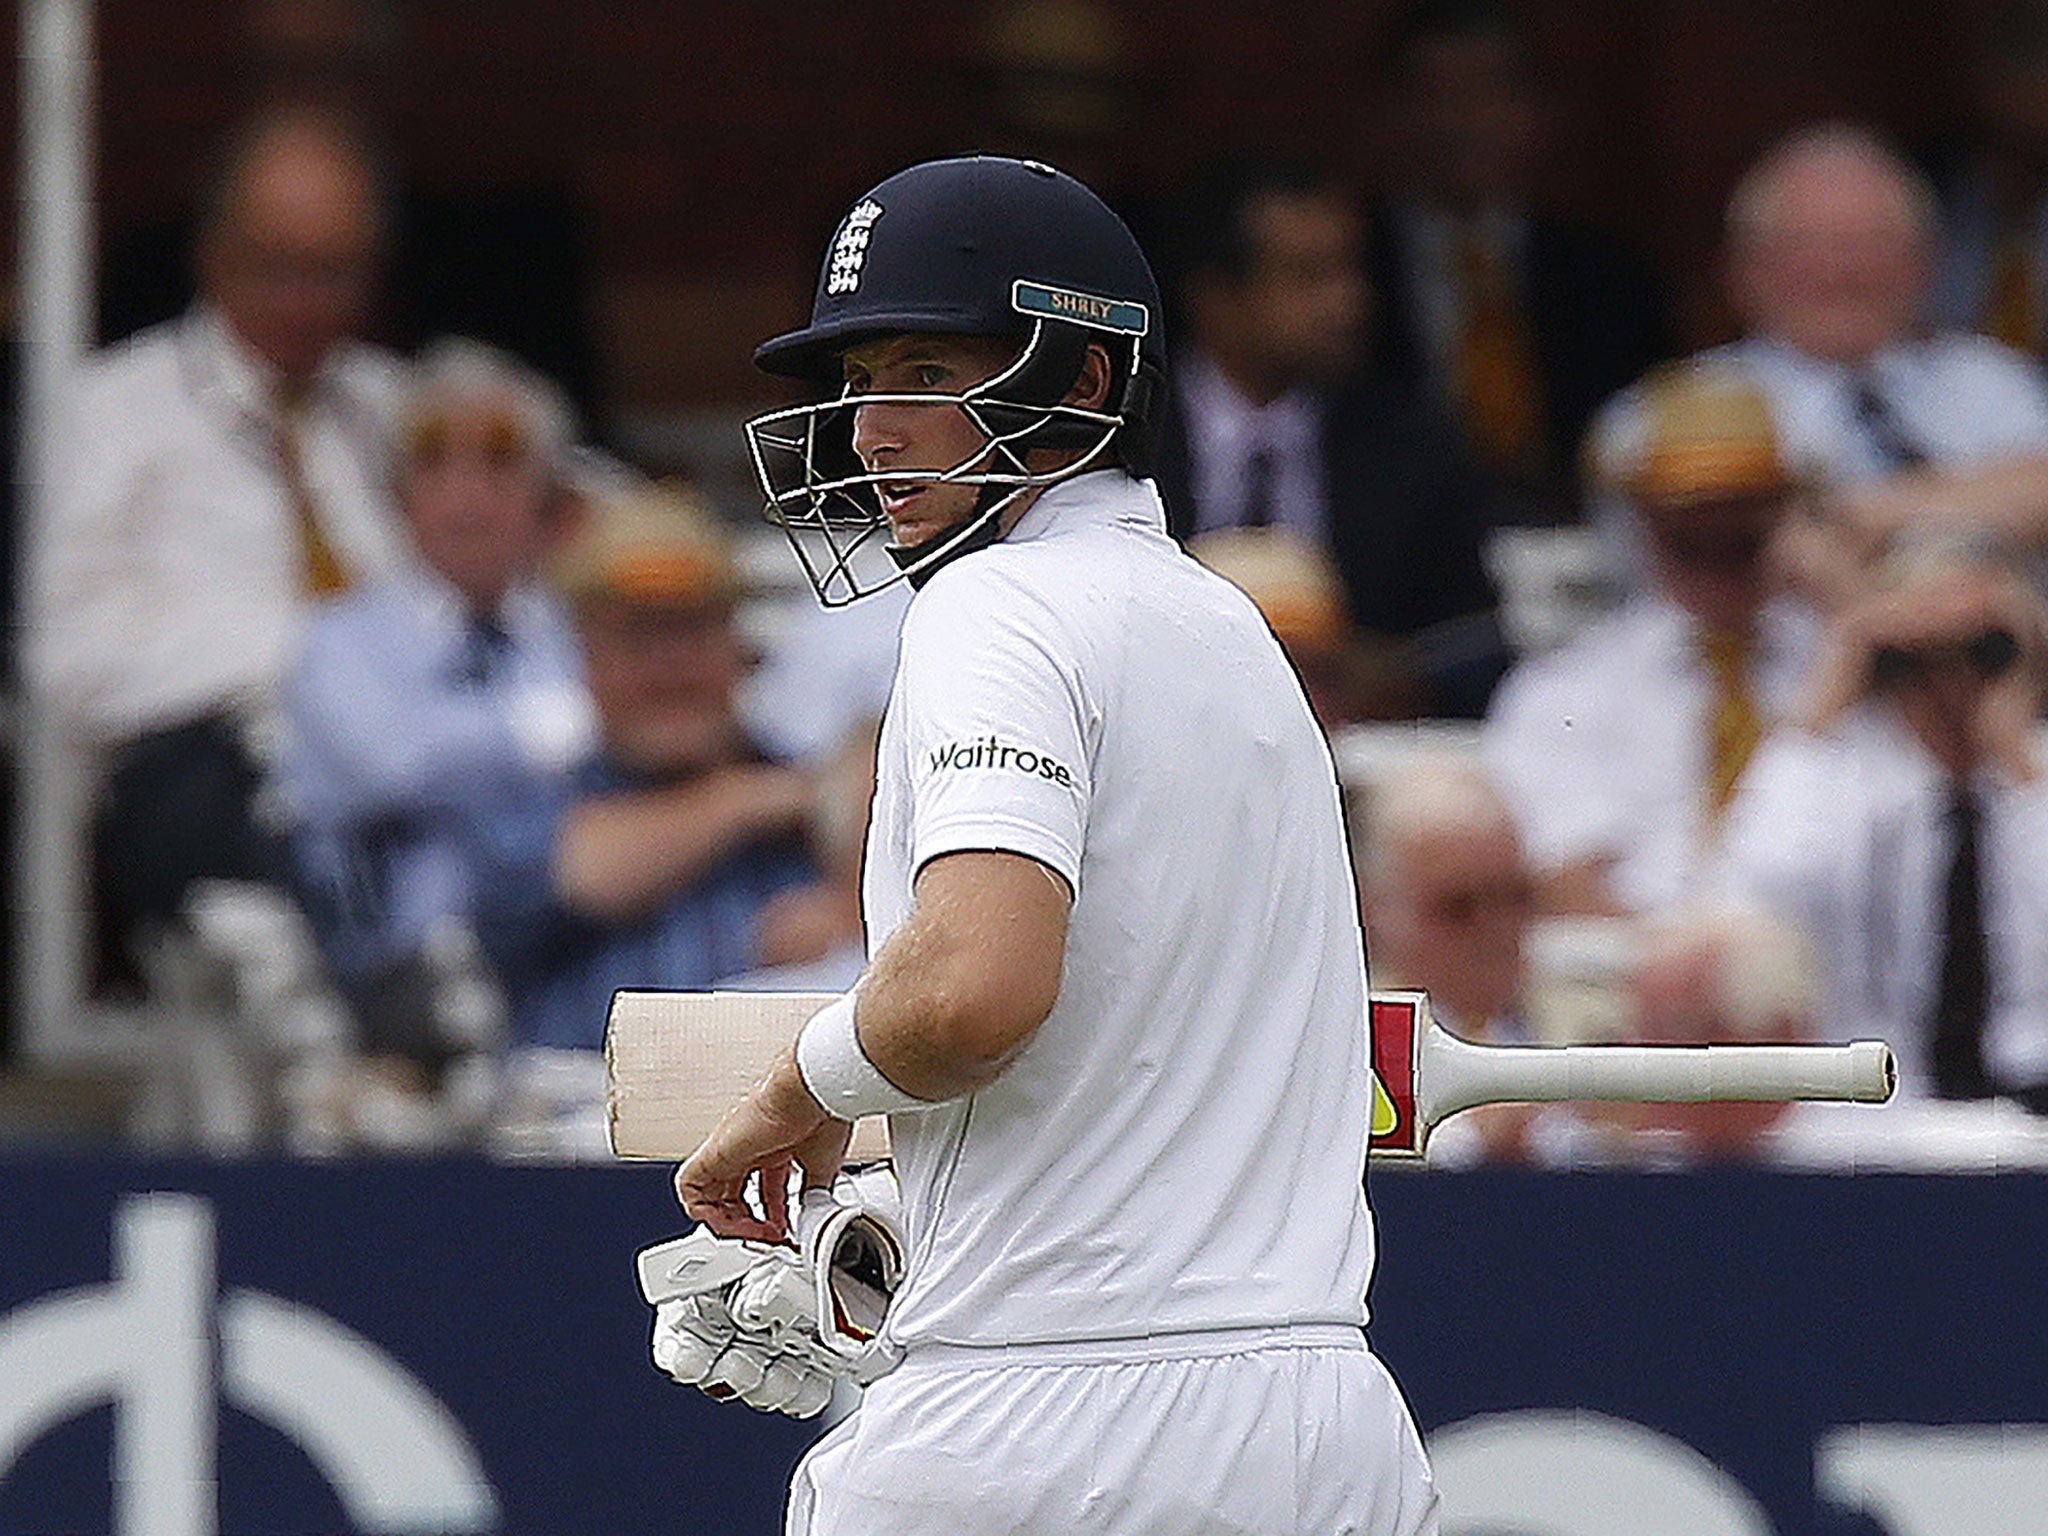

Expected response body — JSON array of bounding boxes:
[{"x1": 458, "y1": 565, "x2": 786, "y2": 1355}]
[
  {"x1": 1590, "y1": 121, "x2": 2048, "y2": 587},
  {"x1": 32, "y1": 102, "x2": 408, "y2": 959},
  {"x1": 1484, "y1": 360, "x2": 1823, "y2": 916},
  {"x1": 1718, "y1": 536, "x2": 2048, "y2": 1109}
]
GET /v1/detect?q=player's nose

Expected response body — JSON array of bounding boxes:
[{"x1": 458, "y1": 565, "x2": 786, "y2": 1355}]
[{"x1": 849, "y1": 399, "x2": 908, "y2": 468}]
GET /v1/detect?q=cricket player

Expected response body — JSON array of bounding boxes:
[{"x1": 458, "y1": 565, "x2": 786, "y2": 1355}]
[{"x1": 671, "y1": 155, "x2": 1439, "y2": 1536}]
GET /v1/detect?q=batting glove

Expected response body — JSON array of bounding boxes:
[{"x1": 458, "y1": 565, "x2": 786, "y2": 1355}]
[
  {"x1": 638, "y1": 1173, "x2": 907, "y2": 1415},
  {"x1": 642, "y1": 1226, "x2": 842, "y2": 1417},
  {"x1": 740, "y1": 1184, "x2": 905, "y2": 1384}
]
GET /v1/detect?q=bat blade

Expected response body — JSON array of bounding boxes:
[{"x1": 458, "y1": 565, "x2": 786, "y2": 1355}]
[{"x1": 605, "y1": 989, "x2": 893, "y2": 1162}]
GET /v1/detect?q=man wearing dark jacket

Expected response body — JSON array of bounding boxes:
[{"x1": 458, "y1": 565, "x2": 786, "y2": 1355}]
[
  {"x1": 1365, "y1": 0, "x2": 1675, "y2": 524},
  {"x1": 1154, "y1": 152, "x2": 1507, "y2": 718}
]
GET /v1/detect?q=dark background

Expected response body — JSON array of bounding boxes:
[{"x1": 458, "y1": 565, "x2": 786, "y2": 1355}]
[{"x1": 0, "y1": 1, "x2": 2014, "y2": 424}]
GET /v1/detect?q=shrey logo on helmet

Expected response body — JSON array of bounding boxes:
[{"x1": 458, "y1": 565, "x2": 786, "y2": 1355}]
[{"x1": 1011, "y1": 280, "x2": 1149, "y2": 336}]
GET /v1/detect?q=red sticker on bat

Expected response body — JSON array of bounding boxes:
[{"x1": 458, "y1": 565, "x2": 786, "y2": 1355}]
[{"x1": 1370, "y1": 994, "x2": 1422, "y2": 1156}]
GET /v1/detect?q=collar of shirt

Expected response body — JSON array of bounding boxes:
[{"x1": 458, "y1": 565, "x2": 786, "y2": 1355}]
[
  {"x1": 1181, "y1": 350, "x2": 1322, "y2": 459},
  {"x1": 1637, "y1": 589, "x2": 1824, "y2": 685},
  {"x1": 395, "y1": 564, "x2": 558, "y2": 672},
  {"x1": 182, "y1": 305, "x2": 281, "y2": 424},
  {"x1": 1743, "y1": 331, "x2": 1931, "y2": 396},
  {"x1": 1727, "y1": 333, "x2": 1946, "y2": 485},
  {"x1": 1178, "y1": 352, "x2": 1326, "y2": 535},
  {"x1": 1005, "y1": 468, "x2": 1167, "y2": 544},
  {"x1": 181, "y1": 302, "x2": 369, "y2": 428}
]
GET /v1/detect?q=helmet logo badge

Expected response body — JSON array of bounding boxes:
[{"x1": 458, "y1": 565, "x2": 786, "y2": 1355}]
[
  {"x1": 1011, "y1": 279, "x2": 1150, "y2": 336},
  {"x1": 826, "y1": 200, "x2": 885, "y2": 296}
]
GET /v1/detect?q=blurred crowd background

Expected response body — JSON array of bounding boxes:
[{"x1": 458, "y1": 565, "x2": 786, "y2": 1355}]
[{"x1": 7, "y1": 0, "x2": 2048, "y2": 1168}]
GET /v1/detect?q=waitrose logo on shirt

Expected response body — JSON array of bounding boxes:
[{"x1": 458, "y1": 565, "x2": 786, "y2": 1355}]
[{"x1": 927, "y1": 734, "x2": 1078, "y2": 789}]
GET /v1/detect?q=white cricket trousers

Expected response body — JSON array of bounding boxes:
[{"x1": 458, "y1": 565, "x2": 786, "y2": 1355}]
[{"x1": 786, "y1": 1324, "x2": 1440, "y2": 1536}]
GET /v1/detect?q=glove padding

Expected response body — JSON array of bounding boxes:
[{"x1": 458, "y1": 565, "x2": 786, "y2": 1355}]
[
  {"x1": 639, "y1": 1179, "x2": 906, "y2": 1417},
  {"x1": 650, "y1": 1291, "x2": 839, "y2": 1417},
  {"x1": 641, "y1": 1226, "x2": 839, "y2": 1418}
]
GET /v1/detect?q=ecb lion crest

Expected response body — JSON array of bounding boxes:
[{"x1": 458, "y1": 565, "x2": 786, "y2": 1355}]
[{"x1": 826, "y1": 199, "x2": 885, "y2": 296}]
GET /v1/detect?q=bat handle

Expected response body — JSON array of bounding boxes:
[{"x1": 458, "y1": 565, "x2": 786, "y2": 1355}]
[{"x1": 1418, "y1": 1031, "x2": 1898, "y2": 1128}]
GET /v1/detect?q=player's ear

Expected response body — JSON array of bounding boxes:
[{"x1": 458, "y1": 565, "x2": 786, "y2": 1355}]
[{"x1": 1064, "y1": 342, "x2": 1114, "y2": 411}]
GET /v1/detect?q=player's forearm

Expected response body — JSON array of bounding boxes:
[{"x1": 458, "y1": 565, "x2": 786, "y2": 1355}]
[
  {"x1": 855, "y1": 943, "x2": 1024, "y2": 1099},
  {"x1": 552, "y1": 765, "x2": 807, "y2": 921}
]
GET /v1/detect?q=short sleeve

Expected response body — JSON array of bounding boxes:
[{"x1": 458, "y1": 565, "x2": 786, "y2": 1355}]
[{"x1": 892, "y1": 568, "x2": 1093, "y2": 892}]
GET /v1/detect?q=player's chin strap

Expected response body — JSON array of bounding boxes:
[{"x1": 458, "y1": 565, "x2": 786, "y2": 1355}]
[
  {"x1": 887, "y1": 434, "x2": 1119, "y2": 591},
  {"x1": 886, "y1": 484, "x2": 1023, "y2": 590}
]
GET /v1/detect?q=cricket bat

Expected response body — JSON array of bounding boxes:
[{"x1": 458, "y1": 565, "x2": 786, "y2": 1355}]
[{"x1": 604, "y1": 989, "x2": 1895, "y2": 1163}]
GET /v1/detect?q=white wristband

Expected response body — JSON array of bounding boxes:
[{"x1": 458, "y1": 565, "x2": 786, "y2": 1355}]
[{"x1": 795, "y1": 993, "x2": 929, "y2": 1120}]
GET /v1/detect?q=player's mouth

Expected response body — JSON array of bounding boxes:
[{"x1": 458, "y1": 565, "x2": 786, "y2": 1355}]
[{"x1": 877, "y1": 479, "x2": 933, "y2": 522}]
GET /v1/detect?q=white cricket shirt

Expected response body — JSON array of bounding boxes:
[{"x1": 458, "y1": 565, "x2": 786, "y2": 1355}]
[{"x1": 863, "y1": 470, "x2": 1377, "y2": 1350}]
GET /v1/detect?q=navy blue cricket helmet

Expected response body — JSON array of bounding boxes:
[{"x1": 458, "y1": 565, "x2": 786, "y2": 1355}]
[{"x1": 745, "y1": 156, "x2": 1168, "y2": 605}]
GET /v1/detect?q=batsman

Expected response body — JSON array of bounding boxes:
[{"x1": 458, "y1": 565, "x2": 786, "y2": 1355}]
[{"x1": 663, "y1": 155, "x2": 1441, "y2": 1536}]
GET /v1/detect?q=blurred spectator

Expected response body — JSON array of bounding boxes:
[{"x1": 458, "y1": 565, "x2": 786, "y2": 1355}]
[
  {"x1": 1357, "y1": 750, "x2": 1535, "y2": 1039},
  {"x1": 473, "y1": 485, "x2": 820, "y2": 1053},
  {"x1": 1718, "y1": 536, "x2": 2048, "y2": 1109},
  {"x1": 1597, "y1": 122, "x2": 2048, "y2": 579},
  {"x1": 282, "y1": 338, "x2": 594, "y2": 1079},
  {"x1": 1366, "y1": 0, "x2": 1674, "y2": 524},
  {"x1": 1189, "y1": 528, "x2": 1377, "y2": 730},
  {"x1": 32, "y1": 102, "x2": 409, "y2": 966},
  {"x1": 1533, "y1": 903, "x2": 1821, "y2": 1166},
  {"x1": 740, "y1": 582, "x2": 910, "y2": 769},
  {"x1": 1157, "y1": 151, "x2": 1506, "y2": 718},
  {"x1": 1484, "y1": 360, "x2": 1822, "y2": 915},
  {"x1": 718, "y1": 718, "x2": 880, "y2": 995},
  {"x1": 958, "y1": 0, "x2": 1149, "y2": 218},
  {"x1": 1354, "y1": 749, "x2": 1538, "y2": 1162},
  {"x1": 1926, "y1": 0, "x2": 2048, "y2": 361},
  {"x1": 100, "y1": 0, "x2": 606, "y2": 433}
]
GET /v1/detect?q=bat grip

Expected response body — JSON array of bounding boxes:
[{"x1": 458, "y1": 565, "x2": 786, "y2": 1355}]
[{"x1": 1418, "y1": 1031, "x2": 1897, "y2": 1129}]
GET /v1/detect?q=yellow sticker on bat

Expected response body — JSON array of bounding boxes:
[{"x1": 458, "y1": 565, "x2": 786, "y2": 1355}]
[{"x1": 1371, "y1": 1071, "x2": 1399, "y2": 1137}]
